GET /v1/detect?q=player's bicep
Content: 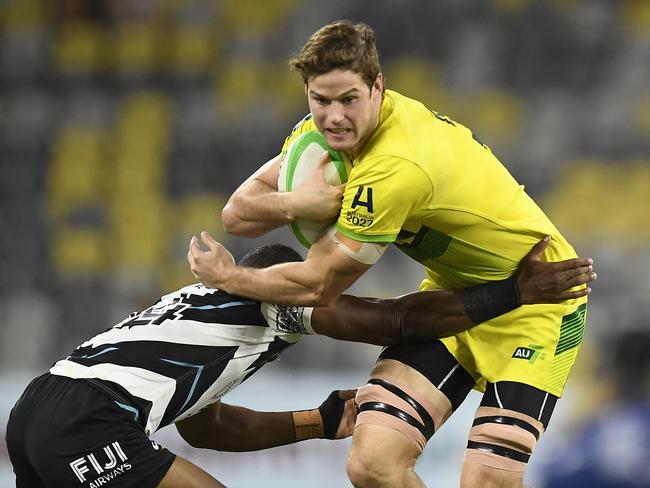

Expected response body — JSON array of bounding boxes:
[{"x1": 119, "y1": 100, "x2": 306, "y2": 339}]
[
  {"x1": 312, "y1": 295, "x2": 399, "y2": 345},
  {"x1": 304, "y1": 230, "x2": 373, "y2": 302},
  {"x1": 231, "y1": 154, "x2": 283, "y2": 197},
  {"x1": 325, "y1": 228, "x2": 389, "y2": 266},
  {"x1": 176, "y1": 402, "x2": 222, "y2": 448}
]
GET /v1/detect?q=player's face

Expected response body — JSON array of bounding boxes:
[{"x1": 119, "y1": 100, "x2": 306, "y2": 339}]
[{"x1": 306, "y1": 69, "x2": 383, "y2": 157}]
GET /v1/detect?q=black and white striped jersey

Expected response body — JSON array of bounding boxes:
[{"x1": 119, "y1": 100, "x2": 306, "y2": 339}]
[{"x1": 50, "y1": 283, "x2": 314, "y2": 435}]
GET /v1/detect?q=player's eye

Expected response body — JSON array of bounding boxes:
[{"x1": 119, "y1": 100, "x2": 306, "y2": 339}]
[{"x1": 341, "y1": 97, "x2": 356, "y2": 104}]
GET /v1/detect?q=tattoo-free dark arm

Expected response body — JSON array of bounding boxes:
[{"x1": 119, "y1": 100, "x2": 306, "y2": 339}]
[{"x1": 311, "y1": 237, "x2": 596, "y2": 345}]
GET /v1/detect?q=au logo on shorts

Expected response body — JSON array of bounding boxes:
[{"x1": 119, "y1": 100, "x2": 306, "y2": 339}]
[{"x1": 512, "y1": 344, "x2": 546, "y2": 364}]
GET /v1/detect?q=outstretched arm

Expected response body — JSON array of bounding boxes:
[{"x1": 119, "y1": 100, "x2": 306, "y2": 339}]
[
  {"x1": 176, "y1": 390, "x2": 357, "y2": 452},
  {"x1": 189, "y1": 228, "x2": 370, "y2": 306},
  {"x1": 311, "y1": 237, "x2": 596, "y2": 345}
]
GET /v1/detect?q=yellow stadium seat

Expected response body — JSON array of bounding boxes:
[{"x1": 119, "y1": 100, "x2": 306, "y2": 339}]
[
  {"x1": 173, "y1": 192, "x2": 228, "y2": 236},
  {"x1": 47, "y1": 126, "x2": 106, "y2": 220},
  {"x1": 220, "y1": 0, "x2": 299, "y2": 35},
  {"x1": 463, "y1": 89, "x2": 524, "y2": 143},
  {"x1": 51, "y1": 227, "x2": 108, "y2": 277},
  {"x1": 160, "y1": 192, "x2": 229, "y2": 291},
  {"x1": 214, "y1": 59, "x2": 268, "y2": 119},
  {"x1": 52, "y1": 22, "x2": 104, "y2": 75},
  {"x1": 1, "y1": 0, "x2": 46, "y2": 31},
  {"x1": 268, "y1": 65, "x2": 314, "y2": 119},
  {"x1": 542, "y1": 159, "x2": 650, "y2": 245},
  {"x1": 621, "y1": 0, "x2": 650, "y2": 36},
  {"x1": 383, "y1": 58, "x2": 449, "y2": 111},
  {"x1": 114, "y1": 22, "x2": 160, "y2": 76},
  {"x1": 170, "y1": 25, "x2": 216, "y2": 76},
  {"x1": 111, "y1": 91, "x2": 172, "y2": 190},
  {"x1": 109, "y1": 194, "x2": 169, "y2": 267}
]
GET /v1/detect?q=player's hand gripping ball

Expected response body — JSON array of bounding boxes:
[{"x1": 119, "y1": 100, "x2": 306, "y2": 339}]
[{"x1": 278, "y1": 130, "x2": 347, "y2": 248}]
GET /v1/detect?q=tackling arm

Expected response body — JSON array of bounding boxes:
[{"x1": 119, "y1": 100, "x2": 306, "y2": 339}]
[
  {"x1": 188, "y1": 229, "x2": 371, "y2": 306},
  {"x1": 312, "y1": 291, "x2": 467, "y2": 345},
  {"x1": 175, "y1": 390, "x2": 356, "y2": 452},
  {"x1": 311, "y1": 237, "x2": 596, "y2": 345}
]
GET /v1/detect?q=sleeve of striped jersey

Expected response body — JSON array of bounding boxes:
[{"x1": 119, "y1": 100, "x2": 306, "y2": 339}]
[{"x1": 260, "y1": 303, "x2": 315, "y2": 335}]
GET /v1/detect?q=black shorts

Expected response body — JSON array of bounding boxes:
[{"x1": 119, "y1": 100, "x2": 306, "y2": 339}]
[
  {"x1": 6, "y1": 373, "x2": 176, "y2": 488},
  {"x1": 379, "y1": 341, "x2": 558, "y2": 428}
]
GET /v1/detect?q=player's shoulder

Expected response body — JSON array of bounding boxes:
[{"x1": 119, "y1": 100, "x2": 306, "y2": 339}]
[
  {"x1": 160, "y1": 283, "x2": 212, "y2": 301},
  {"x1": 290, "y1": 113, "x2": 316, "y2": 133},
  {"x1": 364, "y1": 89, "x2": 468, "y2": 173},
  {"x1": 281, "y1": 114, "x2": 318, "y2": 155},
  {"x1": 385, "y1": 89, "x2": 470, "y2": 137},
  {"x1": 384, "y1": 89, "x2": 431, "y2": 120},
  {"x1": 358, "y1": 91, "x2": 432, "y2": 175},
  {"x1": 370, "y1": 91, "x2": 432, "y2": 154}
]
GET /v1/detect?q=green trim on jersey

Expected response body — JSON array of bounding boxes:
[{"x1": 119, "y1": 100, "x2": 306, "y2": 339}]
[
  {"x1": 334, "y1": 222, "x2": 397, "y2": 243},
  {"x1": 396, "y1": 226, "x2": 452, "y2": 260},
  {"x1": 554, "y1": 303, "x2": 587, "y2": 356},
  {"x1": 547, "y1": 350, "x2": 578, "y2": 394},
  {"x1": 545, "y1": 302, "x2": 587, "y2": 394},
  {"x1": 396, "y1": 225, "x2": 519, "y2": 285}
]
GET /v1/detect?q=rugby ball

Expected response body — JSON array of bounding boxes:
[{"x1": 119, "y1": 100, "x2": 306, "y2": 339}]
[{"x1": 278, "y1": 130, "x2": 347, "y2": 248}]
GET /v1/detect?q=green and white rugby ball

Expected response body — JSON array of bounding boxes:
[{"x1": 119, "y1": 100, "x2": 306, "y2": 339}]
[{"x1": 278, "y1": 130, "x2": 347, "y2": 248}]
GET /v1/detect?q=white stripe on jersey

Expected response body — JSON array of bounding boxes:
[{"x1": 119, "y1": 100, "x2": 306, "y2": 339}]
[
  {"x1": 50, "y1": 338, "x2": 285, "y2": 434},
  {"x1": 48, "y1": 287, "x2": 306, "y2": 434},
  {"x1": 171, "y1": 355, "x2": 258, "y2": 424},
  {"x1": 50, "y1": 360, "x2": 175, "y2": 435},
  {"x1": 77, "y1": 319, "x2": 302, "y2": 350}
]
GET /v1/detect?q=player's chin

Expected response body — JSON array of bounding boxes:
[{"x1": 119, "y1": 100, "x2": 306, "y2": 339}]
[{"x1": 323, "y1": 131, "x2": 355, "y2": 151}]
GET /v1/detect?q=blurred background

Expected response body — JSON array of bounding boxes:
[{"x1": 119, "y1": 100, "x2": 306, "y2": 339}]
[{"x1": 1, "y1": 0, "x2": 649, "y2": 486}]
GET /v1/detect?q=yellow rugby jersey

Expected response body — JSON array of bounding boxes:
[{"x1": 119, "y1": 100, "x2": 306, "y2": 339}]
[{"x1": 282, "y1": 90, "x2": 577, "y2": 290}]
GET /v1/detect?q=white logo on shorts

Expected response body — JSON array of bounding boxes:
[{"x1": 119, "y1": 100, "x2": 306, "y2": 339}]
[{"x1": 69, "y1": 441, "x2": 129, "y2": 483}]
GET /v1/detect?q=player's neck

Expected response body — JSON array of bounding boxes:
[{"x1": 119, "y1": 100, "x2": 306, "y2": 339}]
[{"x1": 347, "y1": 115, "x2": 380, "y2": 161}]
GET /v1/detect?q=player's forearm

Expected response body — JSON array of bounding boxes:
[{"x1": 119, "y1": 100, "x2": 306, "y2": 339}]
[
  {"x1": 211, "y1": 408, "x2": 308, "y2": 452},
  {"x1": 221, "y1": 181, "x2": 295, "y2": 237},
  {"x1": 312, "y1": 278, "x2": 523, "y2": 345},
  {"x1": 222, "y1": 263, "x2": 348, "y2": 306},
  {"x1": 383, "y1": 279, "x2": 523, "y2": 341},
  {"x1": 312, "y1": 292, "x2": 473, "y2": 345},
  {"x1": 178, "y1": 404, "x2": 325, "y2": 452},
  {"x1": 391, "y1": 290, "x2": 473, "y2": 341}
]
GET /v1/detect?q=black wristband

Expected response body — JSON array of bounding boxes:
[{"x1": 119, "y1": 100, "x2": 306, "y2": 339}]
[
  {"x1": 318, "y1": 390, "x2": 345, "y2": 440},
  {"x1": 461, "y1": 277, "x2": 522, "y2": 325}
]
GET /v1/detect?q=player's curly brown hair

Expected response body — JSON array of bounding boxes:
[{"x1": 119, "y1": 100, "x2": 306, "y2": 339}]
[{"x1": 288, "y1": 20, "x2": 381, "y2": 89}]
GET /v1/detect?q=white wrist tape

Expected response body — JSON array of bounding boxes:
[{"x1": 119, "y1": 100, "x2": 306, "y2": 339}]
[
  {"x1": 261, "y1": 303, "x2": 316, "y2": 335},
  {"x1": 327, "y1": 228, "x2": 388, "y2": 265}
]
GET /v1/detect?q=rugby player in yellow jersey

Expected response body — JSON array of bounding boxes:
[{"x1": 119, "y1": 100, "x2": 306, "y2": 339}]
[{"x1": 188, "y1": 21, "x2": 596, "y2": 488}]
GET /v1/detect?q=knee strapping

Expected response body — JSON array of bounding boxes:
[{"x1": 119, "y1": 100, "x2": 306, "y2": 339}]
[
  {"x1": 465, "y1": 411, "x2": 542, "y2": 472},
  {"x1": 355, "y1": 378, "x2": 440, "y2": 452}
]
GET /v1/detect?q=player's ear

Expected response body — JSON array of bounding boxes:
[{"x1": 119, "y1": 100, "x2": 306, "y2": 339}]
[{"x1": 371, "y1": 73, "x2": 384, "y2": 97}]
